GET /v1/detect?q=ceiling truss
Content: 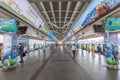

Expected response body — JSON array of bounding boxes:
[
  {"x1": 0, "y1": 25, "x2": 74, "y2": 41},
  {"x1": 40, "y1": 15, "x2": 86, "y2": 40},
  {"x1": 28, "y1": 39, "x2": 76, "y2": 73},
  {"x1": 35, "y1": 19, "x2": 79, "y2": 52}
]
[{"x1": 29, "y1": 0, "x2": 90, "y2": 40}]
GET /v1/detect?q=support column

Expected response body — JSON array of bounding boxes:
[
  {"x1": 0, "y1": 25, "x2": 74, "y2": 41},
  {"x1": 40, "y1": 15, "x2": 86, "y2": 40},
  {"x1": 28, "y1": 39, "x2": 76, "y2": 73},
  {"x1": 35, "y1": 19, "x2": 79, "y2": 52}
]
[
  {"x1": 104, "y1": 32, "x2": 119, "y2": 69},
  {"x1": 2, "y1": 32, "x2": 17, "y2": 67}
]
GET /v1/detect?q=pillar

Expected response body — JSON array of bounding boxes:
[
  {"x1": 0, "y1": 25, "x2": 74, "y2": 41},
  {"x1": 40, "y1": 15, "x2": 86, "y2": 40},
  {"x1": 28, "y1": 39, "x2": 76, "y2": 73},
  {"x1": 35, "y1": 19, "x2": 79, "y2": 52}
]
[
  {"x1": 2, "y1": 32, "x2": 17, "y2": 67},
  {"x1": 104, "y1": 32, "x2": 119, "y2": 69}
]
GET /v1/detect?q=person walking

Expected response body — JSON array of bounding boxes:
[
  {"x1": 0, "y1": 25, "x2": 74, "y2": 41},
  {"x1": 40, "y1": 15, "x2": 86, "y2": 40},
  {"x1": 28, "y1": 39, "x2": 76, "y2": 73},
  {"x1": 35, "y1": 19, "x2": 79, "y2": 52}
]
[
  {"x1": 81, "y1": 44, "x2": 84, "y2": 54},
  {"x1": 18, "y1": 43, "x2": 24, "y2": 63},
  {"x1": 72, "y1": 44, "x2": 77, "y2": 59},
  {"x1": 87, "y1": 44, "x2": 90, "y2": 54},
  {"x1": 97, "y1": 44, "x2": 102, "y2": 55},
  {"x1": 91, "y1": 44, "x2": 95, "y2": 59}
]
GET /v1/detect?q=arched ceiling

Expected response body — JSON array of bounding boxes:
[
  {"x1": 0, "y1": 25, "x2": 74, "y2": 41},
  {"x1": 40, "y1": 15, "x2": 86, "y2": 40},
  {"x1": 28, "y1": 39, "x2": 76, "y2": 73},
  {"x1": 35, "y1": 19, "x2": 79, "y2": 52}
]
[{"x1": 28, "y1": 0, "x2": 91, "y2": 40}]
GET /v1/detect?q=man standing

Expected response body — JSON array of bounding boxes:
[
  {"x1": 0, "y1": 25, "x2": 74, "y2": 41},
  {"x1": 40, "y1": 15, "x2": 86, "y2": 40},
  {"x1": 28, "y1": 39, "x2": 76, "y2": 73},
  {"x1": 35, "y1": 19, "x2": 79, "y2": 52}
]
[
  {"x1": 18, "y1": 43, "x2": 24, "y2": 63},
  {"x1": 72, "y1": 44, "x2": 77, "y2": 59}
]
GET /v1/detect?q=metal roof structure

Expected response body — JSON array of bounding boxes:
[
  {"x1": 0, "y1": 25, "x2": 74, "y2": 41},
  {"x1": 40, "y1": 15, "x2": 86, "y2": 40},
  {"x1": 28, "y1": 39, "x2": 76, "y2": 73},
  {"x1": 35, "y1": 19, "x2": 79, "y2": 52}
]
[{"x1": 29, "y1": 0, "x2": 91, "y2": 40}]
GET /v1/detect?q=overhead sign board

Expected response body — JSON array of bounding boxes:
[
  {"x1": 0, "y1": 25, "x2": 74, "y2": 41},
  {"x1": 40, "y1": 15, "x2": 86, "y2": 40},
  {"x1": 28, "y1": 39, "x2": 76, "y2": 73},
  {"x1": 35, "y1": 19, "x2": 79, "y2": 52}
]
[
  {"x1": 40, "y1": 23, "x2": 49, "y2": 34},
  {"x1": 0, "y1": 19, "x2": 17, "y2": 32},
  {"x1": 105, "y1": 18, "x2": 120, "y2": 30}
]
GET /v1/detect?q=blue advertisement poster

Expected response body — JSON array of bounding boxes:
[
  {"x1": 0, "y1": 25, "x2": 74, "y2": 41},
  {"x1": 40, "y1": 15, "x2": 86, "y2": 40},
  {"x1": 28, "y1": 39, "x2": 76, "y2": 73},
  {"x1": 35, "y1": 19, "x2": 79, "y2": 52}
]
[
  {"x1": 2, "y1": 33, "x2": 17, "y2": 66},
  {"x1": 47, "y1": 30, "x2": 55, "y2": 39},
  {"x1": 105, "y1": 18, "x2": 120, "y2": 30},
  {"x1": 11, "y1": 33, "x2": 18, "y2": 59},
  {"x1": 82, "y1": 0, "x2": 120, "y2": 27},
  {"x1": 65, "y1": 0, "x2": 120, "y2": 40},
  {"x1": 104, "y1": 32, "x2": 119, "y2": 68},
  {"x1": 118, "y1": 38, "x2": 120, "y2": 45},
  {"x1": 0, "y1": 19, "x2": 17, "y2": 32}
]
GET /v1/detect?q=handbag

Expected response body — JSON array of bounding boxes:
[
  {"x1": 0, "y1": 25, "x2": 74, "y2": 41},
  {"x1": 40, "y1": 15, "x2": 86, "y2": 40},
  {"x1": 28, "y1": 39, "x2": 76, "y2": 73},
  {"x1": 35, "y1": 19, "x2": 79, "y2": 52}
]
[{"x1": 23, "y1": 52, "x2": 26, "y2": 57}]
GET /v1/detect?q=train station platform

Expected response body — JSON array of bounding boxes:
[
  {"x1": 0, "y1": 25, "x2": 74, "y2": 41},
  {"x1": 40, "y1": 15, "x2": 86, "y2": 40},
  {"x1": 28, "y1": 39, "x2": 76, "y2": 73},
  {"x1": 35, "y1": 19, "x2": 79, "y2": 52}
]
[{"x1": 0, "y1": 46, "x2": 120, "y2": 80}]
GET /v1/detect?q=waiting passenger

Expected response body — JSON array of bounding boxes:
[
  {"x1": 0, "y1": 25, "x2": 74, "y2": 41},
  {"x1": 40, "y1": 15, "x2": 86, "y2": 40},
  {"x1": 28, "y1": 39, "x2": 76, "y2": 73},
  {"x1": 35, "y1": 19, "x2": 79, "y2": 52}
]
[
  {"x1": 97, "y1": 44, "x2": 102, "y2": 55},
  {"x1": 91, "y1": 44, "x2": 95, "y2": 59},
  {"x1": 81, "y1": 44, "x2": 84, "y2": 54},
  {"x1": 87, "y1": 44, "x2": 90, "y2": 54},
  {"x1": 18, "y1": 43, "x2": 24, "y2": 63}
]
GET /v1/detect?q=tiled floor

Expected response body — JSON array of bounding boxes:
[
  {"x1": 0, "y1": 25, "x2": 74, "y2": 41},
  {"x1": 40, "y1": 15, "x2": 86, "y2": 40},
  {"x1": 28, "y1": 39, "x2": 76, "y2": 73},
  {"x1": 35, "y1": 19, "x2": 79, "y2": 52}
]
[
  {"x1": 36, "y1": 46, "x2": 92, "y2": 80},
  {"x1": 65, "y1": 47, "x2": 120, "y2": 80},
  {"x1": 0, "y1": 46, "x2": 120, "y2": 80},
  {"x1": 0, "y1": 47, "x2": 52, "y2": 80}
]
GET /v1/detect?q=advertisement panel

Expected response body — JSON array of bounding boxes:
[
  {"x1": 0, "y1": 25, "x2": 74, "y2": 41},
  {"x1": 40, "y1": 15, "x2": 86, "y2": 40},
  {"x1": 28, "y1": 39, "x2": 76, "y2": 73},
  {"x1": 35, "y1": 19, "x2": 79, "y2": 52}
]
[
  {"x1": 40, "y1": 23, "x2": 49, "y2": 34},
  {"x1": 74, "y1": 26, "x2": 82, "y2": 33},
  {"x1": 82, "y1": 0, "x2": 120, "y2": 27},
  {"x1": 0, "y1": 0, "x2": 57, "y2": 40},
  {"x1": 67, "y1": 38, "x2": 72, "y2": 42},
  {"x1": 0, "y1": 0, "x2": 42, "y2": 28},
  {"x1": 66, "y1": 29, "x2": 75, "y2": 38},
  {"x1": 118, "y1": 38, "x2": 120, "y2": 45},
  {"x1": 11, "y1": 33, "x2": 17, "y2": 59},
  {"x1": 69, "y1": 29, "x2": 74, "y2": 36},
  {"x1": 0, "y1": 19, "x2": 17, "y2": 32},
  {"x1": 18, "y1": 37, "x2": 29, "y2": 44},
  {"x1": 105, "y1": 18, "x2": 120, "y2": 30},
  {"x1": 67, "y1": 32, "x2": 71, "y2": 38},
  {"x1": 66, "y1": 0, "x2": 120, "y2": 40},
  {"x1": 47, "y1": 30, "x2": 55, "y2": 39},
  {"x1": 104, "y1": 32, "x2": 119, "y2": 68},
  {"x1": 2, "y1": 33, "x2": 12, "y2": 63},
  {"x1": 2, "y1": 33, "x2": 17, "y2": 67}
]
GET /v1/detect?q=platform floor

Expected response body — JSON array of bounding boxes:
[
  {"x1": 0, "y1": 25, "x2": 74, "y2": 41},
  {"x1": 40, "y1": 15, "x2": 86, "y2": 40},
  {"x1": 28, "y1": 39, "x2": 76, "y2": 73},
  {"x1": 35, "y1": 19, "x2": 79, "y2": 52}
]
[{"x1": 0, "y1": 46, "x2": 120, "y2": 80}]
